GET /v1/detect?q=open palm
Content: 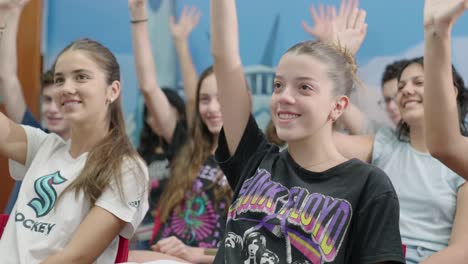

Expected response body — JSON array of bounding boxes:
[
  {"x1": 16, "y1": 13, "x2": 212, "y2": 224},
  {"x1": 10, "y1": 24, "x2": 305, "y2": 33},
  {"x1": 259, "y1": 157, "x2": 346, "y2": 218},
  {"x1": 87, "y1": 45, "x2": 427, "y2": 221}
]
[
  {"x1": 424, "y1": 0, "x2": 468, "y2": 28},
  {"x1": 302, "y1": 0, "x2": 367, "y2": 55},
  {"x1": 170, "y1": 6, "x2": 201, "y2": 41}
]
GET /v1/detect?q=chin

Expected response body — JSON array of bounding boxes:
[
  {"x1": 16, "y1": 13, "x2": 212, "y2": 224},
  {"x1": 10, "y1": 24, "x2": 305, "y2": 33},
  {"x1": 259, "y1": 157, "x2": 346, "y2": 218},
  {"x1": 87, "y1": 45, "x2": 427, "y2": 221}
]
[{"x1": 207, "y1": 124, "x2": 222, "y2": 135}]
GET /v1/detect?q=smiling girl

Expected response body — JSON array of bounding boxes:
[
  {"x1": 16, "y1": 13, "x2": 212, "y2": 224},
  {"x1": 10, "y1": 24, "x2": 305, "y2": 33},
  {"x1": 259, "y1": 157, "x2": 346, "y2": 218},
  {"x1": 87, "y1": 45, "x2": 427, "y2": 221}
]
[
  {"x1": 0, "y1": 38, "x2": 149, "y2": 264},
  {"x1": 209, "y1": 0, "x2": 404, "y2": 263}
]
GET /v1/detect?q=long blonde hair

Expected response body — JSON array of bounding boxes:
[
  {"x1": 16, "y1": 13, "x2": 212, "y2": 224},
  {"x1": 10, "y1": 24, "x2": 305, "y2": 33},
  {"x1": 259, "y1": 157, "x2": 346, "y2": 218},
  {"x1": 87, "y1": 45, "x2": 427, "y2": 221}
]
[
  {"x1": 159, "y1": 66, "x2": 232, "y2": 222},
  {"x1": 53, "y1": 38, "x2": 144, "y2": 204}
]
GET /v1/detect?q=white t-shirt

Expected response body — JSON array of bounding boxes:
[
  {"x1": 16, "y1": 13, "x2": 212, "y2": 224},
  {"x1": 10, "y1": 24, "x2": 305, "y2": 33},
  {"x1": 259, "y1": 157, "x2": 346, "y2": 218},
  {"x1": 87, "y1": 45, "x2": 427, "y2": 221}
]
[
  {"x1": 372, "y1": 127, "x2": 465, "y2": 251},
  {"x1": 0, "y1": 126, "x2": 149, "y2": 264}
]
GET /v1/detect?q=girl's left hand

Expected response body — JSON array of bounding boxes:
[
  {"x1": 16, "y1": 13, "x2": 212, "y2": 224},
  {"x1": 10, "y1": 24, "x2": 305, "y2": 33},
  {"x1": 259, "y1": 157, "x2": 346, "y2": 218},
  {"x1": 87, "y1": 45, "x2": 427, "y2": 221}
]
[{"x1": 151, "y1": 236, "x2": 197, "y2": 262}]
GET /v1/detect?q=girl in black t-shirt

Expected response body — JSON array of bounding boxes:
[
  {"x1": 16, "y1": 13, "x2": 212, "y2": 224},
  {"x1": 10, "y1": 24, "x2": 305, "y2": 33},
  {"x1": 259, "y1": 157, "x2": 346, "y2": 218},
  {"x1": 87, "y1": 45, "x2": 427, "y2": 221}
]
[
  {"x1": 210, "y1": 0, "x2": 405, "y2": 263},
  {"x1": 128, "y1": 0, "x2": 232, "y2": 263}
]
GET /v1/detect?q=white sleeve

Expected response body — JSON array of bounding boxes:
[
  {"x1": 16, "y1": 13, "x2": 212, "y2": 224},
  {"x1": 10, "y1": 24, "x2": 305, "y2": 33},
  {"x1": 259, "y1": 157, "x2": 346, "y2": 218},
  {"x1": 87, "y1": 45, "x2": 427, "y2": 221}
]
[
  {"x1": 95, "y1": 157, "x2": 149, "y2": 239},
  {"x1": 8, "y1": 125, "x2": 49, "y2": 180}
]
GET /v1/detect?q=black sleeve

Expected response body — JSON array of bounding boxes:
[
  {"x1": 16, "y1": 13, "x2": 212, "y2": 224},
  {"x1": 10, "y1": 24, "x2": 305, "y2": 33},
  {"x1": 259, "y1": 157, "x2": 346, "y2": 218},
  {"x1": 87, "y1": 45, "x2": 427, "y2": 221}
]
[
  {"x1": 215, "y1": 114, "x2": 270, "y2": 189},
  {"x1": 162, "y1": 120, "x2": 188, "y2": 162},
  {"x1": 352, "y1": 185, "x2": 405, "y2": 264}
]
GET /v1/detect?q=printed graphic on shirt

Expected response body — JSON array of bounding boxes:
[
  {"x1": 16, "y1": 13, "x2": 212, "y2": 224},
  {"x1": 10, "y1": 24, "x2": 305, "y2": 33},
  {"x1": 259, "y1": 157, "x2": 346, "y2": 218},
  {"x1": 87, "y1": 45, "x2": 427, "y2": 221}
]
[
  {"x1": 27, "y1": 171, "x2": 67, "y2": 217},
  {"x1": 227, "y1": 169, "x2": 352, "y2": 263},
  {"x1": 159, "y1": 164, "x2": 226, "y2": 248}
]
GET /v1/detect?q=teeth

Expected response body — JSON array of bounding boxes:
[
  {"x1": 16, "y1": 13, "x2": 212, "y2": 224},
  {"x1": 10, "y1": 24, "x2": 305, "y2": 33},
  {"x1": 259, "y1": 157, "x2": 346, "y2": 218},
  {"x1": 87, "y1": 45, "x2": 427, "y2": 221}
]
[
  {"x1": 278, "y1": 113, "x2": 299, "y2": 119},
  {"x1": 63, "y1": 101, "x2": 80, "y2": 106}
]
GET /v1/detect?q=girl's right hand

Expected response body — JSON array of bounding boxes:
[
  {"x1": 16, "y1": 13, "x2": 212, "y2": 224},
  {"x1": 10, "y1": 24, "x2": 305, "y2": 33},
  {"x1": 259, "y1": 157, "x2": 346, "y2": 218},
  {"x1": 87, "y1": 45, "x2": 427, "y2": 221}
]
[{"x1": 128, "y1": 0, "x2": 147, "y2": 21}]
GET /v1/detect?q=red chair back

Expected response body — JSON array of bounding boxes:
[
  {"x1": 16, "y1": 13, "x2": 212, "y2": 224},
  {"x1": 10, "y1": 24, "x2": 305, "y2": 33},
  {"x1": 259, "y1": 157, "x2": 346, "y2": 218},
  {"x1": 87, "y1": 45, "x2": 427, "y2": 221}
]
[{"x1": 0, "y1": 214, "x2": 8, "y2": 239}]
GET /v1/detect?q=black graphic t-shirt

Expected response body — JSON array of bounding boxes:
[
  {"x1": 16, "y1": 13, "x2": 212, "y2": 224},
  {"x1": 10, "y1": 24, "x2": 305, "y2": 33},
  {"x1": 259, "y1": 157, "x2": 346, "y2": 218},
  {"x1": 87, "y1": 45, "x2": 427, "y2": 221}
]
[
  {"x1": 214, "y1": 115, "x2": 405, "y2": 264},
  {"x1": 137, "y1": 121, "x2": 187, "y2": 244},
  {"x1": 152, "y1": 157, "x2": 229, "y2": 248}
]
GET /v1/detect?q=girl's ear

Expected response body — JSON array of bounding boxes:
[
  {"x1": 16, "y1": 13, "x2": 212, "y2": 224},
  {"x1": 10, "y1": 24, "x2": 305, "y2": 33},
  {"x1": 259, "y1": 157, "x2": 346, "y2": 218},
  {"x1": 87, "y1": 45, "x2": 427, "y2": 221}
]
[{"x1": 330, "y1": 95, "x2": 349, "y2": 122}]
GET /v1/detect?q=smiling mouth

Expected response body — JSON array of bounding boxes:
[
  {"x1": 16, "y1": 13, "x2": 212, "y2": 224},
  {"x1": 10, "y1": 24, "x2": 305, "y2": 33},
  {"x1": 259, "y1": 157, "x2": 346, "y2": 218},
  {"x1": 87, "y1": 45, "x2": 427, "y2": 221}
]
[
  {"x1": 402, "y1": 100, "x2": 422, "y2": 108},
  {"x1": 62, "y1": 101, "x2": 82, "y2": 106},
  {"x1": 278, "y1": 113, "x2": 301, "y2": 120}
]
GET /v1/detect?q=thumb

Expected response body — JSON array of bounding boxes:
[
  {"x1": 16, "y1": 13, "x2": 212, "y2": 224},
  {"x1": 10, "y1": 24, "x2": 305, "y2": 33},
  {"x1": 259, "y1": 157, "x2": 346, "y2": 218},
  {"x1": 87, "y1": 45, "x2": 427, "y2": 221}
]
[{"x1": 301, "y1": 21, "x2": 316, "y2": 36}]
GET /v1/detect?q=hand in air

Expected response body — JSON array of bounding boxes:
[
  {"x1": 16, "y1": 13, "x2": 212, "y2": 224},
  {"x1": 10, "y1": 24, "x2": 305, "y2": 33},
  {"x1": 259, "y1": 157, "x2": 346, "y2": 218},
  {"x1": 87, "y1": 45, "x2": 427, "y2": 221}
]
[
  {"x1": 170, "y1": 6, "x2": 201, "y2": 41},
  {"x1": 302, "y1": 0, "x2": 367, "y2": 55},
  {"x1": 424, "y1": 0, "x2": 468, "y2": 30}
]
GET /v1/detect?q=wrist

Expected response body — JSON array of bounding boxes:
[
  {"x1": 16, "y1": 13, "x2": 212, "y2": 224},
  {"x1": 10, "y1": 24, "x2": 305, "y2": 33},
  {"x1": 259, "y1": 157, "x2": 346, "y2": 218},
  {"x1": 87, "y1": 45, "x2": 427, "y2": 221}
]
[
  {"x1": 130, "y1": 18, "x2": 148, "y2": 24},
  {"x1": 129, "y1": 9, "x2": 147, "y2": 22}
]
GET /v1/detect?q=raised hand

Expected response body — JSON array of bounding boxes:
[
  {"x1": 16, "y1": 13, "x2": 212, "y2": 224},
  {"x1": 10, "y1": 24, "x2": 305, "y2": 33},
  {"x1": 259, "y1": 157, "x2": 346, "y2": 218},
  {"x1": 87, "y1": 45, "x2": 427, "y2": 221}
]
[
  {"x1": 333, "y1": 0, "x2": 367, "y2": 55},
  {"x1": 302, "y1": 4, "x2": 335, "y2": 42},
  {"x1": 151, "y1": 236, "x2": 195, "y2": 262},
  {"x1": 302, "y1": 0, "x2": 367, "y2": 55},
  {"x1": 128, "y1": 0, "x2": 147, "y2": 21},
  {"x1": 424, "y1": 0, "x2": 468, "y2": 30},
  {"x1": 169, "y1": 6, "x2": 201, "y2": 41}
]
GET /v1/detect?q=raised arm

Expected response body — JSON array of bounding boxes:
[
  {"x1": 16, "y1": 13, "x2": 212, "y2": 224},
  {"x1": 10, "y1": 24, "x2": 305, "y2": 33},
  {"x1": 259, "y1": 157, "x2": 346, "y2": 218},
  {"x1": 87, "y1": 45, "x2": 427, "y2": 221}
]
[
  {"x1": 423, "y1": 0, "x2": 468, "y2": 179},
  {"x1": 210, "y1": 0, "x2": 251, "y2": 155},
  {"x1": 169, "y1": 6, "x2": 200, "y2": 126},
  {"x1": 128, "y1": 0, "x2": 178, "y2": 143},
  {"x1": 0, "y1": 112, "x2": 27, "y2": 165},
  {"x1": 0, "y1": 1, "x2": 29, "y2": 123}
]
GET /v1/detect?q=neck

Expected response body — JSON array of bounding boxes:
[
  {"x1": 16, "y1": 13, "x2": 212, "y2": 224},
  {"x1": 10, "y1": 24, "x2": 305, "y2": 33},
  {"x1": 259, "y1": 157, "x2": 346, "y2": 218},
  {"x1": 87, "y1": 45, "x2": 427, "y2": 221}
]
[
  {"x1": 287, "y1": 126, "x2": 346, "y2": 172},
  {"x1": 408, "y1": 120, "x2": 428, "y2": 153},
  {"x1": 69, "y1": 119, "x2": 109, "y2": 158},
  {"x1": 210, "y1": 134, "x2": 219, "y2": 155},
  {"x1": 57, "y1": 130, "x2": 71, "y2": 140}
]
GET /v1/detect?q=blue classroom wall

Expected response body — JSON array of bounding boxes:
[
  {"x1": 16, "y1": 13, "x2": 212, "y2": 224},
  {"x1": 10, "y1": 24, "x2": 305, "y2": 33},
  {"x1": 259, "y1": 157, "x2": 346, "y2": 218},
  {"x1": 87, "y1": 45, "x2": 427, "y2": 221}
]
[{"x1": 44, "y1": 0, "x2": 468, "y2": 144}]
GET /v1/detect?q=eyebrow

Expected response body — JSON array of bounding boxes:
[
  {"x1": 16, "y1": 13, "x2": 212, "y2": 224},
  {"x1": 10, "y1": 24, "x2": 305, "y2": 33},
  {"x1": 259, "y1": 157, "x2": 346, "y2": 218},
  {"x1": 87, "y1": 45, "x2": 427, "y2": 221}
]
[
  {"x1": 399, "y1": 75, "x2": 423, "y2": 83},
  {"x1": 54, "y1": 69, "x2": 93, "y2": 77},
  {"x1": 275, "y1": 75, "x2": 318, "y2": 82}
]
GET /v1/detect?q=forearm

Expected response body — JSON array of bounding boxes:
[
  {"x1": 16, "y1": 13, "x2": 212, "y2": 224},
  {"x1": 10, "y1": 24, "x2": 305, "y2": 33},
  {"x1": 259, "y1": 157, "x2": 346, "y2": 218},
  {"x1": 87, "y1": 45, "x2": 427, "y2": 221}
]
[
  {"x1": 173, "y1": 39, "x2": 198, "y2": 103},
  {"x1": 210, "y1": 0, "x2": 241, "y2": 66},
  {"x1": 190, "y1": 247, "x2": 216, "y2": 264},
  {"x1": 0, "y1": 7, "x2": 26, "y2": 123},
  {"x1": 421, "y1": 245, "x2": 468, "y2": 264},
  {"x1": 130, "y1": 15, "x2": 177, "y2": 140},
  {"x1": 173, "y1": 38, "x2": 198, "y2": 123},
  {"x1": 339, "y1": 102, "x2": 367, "y2": 135},
  {"x1": 41, "y1": 251, "x2": 91, "y2": 264},
  {"x1": 423, "y1": 23, "x2": 460, "y2": 156}
]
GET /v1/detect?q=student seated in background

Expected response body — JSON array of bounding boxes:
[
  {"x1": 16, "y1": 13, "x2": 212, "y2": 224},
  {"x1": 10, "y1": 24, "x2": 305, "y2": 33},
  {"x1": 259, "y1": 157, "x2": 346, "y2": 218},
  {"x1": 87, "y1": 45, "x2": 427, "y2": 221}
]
[{"x1": 0, "y1": 0, "x2": 70, "y2": 215}]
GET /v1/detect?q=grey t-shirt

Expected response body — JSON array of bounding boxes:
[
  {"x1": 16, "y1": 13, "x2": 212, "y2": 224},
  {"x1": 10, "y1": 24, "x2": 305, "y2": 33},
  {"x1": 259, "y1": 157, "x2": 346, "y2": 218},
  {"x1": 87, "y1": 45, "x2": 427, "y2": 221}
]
[{"x1": 372, "y1": 127, "x2": 465, "y2": 251}]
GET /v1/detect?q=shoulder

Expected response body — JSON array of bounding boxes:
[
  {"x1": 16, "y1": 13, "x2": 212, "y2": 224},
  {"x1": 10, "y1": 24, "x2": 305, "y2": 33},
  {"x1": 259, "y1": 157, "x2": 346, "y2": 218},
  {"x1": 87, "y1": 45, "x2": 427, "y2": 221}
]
[{"x1": 346, "y1": 159, "x2": 397, "y2": 196}]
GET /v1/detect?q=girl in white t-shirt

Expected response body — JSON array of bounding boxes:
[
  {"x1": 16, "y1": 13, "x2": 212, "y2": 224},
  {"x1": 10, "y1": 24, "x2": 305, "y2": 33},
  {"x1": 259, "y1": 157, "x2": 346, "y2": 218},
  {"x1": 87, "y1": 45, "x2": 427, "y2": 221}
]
[
  {"x1": 0, "y1": 36, "x2": 149, "y2": 263},
  {"x1": 333, "y1": 47, "x2": 468, "y2": 264}
]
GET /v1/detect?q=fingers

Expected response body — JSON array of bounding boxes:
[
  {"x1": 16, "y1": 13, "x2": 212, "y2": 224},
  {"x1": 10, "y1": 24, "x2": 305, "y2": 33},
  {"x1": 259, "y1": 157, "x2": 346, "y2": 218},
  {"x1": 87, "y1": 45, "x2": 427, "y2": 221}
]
[
  {"x1": 301, "y1": 20, "x2": 315, "y2": 35},
  {"x1": 346, "y1": 7, "x2": 359, "y2": 29},
  {"x1": 310, "y1": 5, "x2": 320, "y2": 22},
  {"x1": 354, "y1": 9, "x2": 367, "y2": 30}
]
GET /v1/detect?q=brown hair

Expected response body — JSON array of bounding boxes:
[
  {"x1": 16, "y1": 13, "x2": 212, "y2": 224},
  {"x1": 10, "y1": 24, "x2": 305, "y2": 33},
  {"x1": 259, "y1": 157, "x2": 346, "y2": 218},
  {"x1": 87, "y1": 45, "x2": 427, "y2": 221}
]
[
  {"x1": 265, "y1": 119, "x2": 285, "y2": 146},
  {"x1": 159, "y1": 66, "x2": 232, "y2": 222},
  {"x1": 286, "y1": 40, "x2": 358, "y2": 97},
  {"x1": 53, "y1": 38, "x2": 145, "y2": 204}
]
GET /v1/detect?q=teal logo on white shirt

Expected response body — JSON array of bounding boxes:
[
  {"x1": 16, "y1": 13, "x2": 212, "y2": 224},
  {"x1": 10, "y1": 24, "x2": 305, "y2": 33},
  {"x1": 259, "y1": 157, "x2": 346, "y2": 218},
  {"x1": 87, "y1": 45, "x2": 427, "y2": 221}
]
[{"x1": 27, "y1": 171, "x2": 67, "y2": 217}]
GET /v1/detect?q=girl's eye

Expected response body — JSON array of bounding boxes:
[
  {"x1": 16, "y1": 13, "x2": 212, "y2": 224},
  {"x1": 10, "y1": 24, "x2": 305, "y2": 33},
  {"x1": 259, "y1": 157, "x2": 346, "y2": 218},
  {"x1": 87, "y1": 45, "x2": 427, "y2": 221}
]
[
  {"x1": 397, "y1": 83, "x2": 405, "y2": 91},
  {"x1": 300, "y1": 84, "x2": 312, "y2": 91},
  {"x1": 54, "y1": 78, "x2": 64, "y2": 85},
  {"x1": 273, "y1": 82, "x2": 282, "y2": 89},
  {"x1": 76, "y1": 75, "x2": 89, "y2": 81}
]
